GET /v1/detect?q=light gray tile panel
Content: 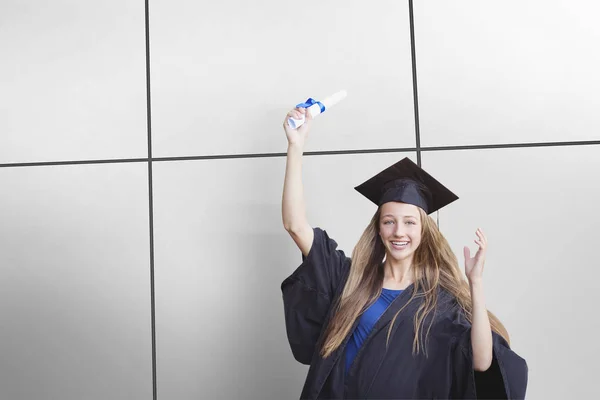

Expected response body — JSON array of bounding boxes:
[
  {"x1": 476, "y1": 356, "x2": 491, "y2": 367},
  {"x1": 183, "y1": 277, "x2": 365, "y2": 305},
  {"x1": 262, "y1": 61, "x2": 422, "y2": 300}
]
[
  {"x1": 414, "y1": 0, "x2": 600, "y2": 147},
  {"x1": 153, "y1": 151, "x2": 417, "y2": 399},
  {"x1": 150, "y1": 0, "x2": 415, "y2": 157},
  {"x1": 0, "y1": 163, "x2": 152, "y2": 400},
  {"x1": 0, "y1": 0, "x2": 147, "y2": 163}
]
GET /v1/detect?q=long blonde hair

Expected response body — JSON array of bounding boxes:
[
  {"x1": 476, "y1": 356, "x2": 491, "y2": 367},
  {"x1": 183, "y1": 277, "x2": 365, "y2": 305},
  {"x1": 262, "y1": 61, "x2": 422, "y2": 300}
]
[{"x1": 320, "y1": 206, "x2": 509, "y2": 358}]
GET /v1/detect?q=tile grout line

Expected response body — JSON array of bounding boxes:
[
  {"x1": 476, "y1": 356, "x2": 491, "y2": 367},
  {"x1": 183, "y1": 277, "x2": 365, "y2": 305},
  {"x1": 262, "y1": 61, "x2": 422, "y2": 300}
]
[
  {"x1": 408, "y1": 0, "x2": 422, "y2": 168},
  {"x1": 1, "y1": 140, "x2": 599, "y2": 169},
  {"x1": 144, "y1": 0, "x2": 158, "y2": 399}
]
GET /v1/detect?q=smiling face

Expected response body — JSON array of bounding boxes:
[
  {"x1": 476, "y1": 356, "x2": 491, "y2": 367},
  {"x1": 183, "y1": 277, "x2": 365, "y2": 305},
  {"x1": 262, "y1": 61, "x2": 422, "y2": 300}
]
[{"x1": 378, "y1": 202, "x2": 423, "y2": 263}]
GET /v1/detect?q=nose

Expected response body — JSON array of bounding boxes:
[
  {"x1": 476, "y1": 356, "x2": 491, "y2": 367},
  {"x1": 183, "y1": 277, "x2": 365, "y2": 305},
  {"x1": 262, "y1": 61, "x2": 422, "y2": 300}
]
[{"x1": 393, "y1": 223, "x2": 407, "y2": 237}]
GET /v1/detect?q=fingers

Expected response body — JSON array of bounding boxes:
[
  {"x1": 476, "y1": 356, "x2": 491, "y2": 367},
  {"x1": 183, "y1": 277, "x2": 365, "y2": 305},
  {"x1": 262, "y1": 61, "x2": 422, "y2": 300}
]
[
  {"x1": 465, "y1": 229, "x2": 487, "y2": 253},
  {"x1": 476, "y1": 228, "x2": 486, "y2": 241},
  {"x1": 475, "y1": 228, "x2": 487, "y2": 248},
  {"x1": 282, "y1": 108, "x2": 303, "y2": 128},
  {"x1": 285, "y1": 108, "x2": 306, "y2": 120}
]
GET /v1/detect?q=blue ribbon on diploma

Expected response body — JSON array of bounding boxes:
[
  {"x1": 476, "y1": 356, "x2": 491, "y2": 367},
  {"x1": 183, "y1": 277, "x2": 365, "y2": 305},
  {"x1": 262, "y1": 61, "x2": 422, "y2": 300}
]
[{"x1": 296, "y1": 98, "x2": 326, "y2": 113}]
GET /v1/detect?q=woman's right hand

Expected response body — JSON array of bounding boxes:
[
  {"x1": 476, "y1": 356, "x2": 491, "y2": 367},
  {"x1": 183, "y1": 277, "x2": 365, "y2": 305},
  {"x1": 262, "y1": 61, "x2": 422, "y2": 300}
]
[{"x1": 283, "y1": 107, "x2": 313, "y2": 147}]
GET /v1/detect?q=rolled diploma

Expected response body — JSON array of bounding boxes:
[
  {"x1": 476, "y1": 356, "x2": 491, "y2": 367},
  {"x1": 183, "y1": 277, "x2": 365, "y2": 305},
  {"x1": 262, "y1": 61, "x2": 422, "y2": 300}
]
[{"x1": 287, "y1": 90, "x2": 347, "y2": 129}]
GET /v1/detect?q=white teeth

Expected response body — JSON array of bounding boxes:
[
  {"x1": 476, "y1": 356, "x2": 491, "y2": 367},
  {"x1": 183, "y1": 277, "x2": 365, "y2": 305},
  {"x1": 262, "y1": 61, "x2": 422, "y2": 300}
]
[{"x1": 392, "y1": 241, "x2": 408, "y2": 245}]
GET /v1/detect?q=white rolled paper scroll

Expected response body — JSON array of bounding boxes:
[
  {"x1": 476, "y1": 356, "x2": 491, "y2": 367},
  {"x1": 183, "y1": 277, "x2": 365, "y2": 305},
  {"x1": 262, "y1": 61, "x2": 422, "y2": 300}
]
[{"x1": 287, "y1": 90, "x2": 347, "y2": 129}]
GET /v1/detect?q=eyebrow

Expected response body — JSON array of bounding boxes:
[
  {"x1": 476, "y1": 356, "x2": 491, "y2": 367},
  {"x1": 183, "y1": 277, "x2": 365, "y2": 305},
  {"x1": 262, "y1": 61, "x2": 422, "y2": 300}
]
[{"x1": 382, "y1": 214, "x2": 418, "y2": 219}]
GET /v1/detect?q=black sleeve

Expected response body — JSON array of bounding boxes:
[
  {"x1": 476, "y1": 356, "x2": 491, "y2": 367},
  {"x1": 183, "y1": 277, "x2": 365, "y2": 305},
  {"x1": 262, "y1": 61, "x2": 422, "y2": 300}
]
[
  {"x1": 451, "y1": 322, "x2": 529, "y2": 399},
  {"x1": 280, "y1": 227, "x2": 351, "y2": 365}
]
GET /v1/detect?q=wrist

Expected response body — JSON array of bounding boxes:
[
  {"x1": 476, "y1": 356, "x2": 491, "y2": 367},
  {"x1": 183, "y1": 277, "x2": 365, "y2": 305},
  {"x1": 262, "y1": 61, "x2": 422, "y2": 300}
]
[
  {"x1": 288, "y1": 142, "x2": 305, "y2": 154},
  {"x1": 468, "y1": 278, "x2": 484, "y2": 288}
]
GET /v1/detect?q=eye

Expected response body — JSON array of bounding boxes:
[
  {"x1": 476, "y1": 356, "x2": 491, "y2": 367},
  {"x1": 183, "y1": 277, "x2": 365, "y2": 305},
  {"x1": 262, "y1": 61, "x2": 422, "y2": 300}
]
[
  {"x1": 405, "y1": 221, "x2": 416, "y2": 225},
  {"x1": 383, "y1": 220, "x2": 394, "y2": 225}
]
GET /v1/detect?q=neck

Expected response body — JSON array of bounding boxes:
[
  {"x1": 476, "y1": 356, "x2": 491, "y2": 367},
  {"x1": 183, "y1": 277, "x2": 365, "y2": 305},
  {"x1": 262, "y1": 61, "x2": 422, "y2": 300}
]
[{"x1": 383, "y1": 256, "x2": 414, "y2": 286}]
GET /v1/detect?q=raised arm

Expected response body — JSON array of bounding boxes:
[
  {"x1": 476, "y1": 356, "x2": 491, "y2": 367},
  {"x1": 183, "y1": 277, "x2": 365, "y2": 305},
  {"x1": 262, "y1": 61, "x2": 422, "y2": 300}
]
[{"x1": 282, "y1": 107, "x2": 314, "y2": 256}]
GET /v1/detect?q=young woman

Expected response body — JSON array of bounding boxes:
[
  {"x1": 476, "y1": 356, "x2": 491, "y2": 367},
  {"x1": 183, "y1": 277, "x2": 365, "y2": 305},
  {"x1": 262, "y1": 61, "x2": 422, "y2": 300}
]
[{"x1": 281, "y1": 107, "x2": 528, "y2": 399}]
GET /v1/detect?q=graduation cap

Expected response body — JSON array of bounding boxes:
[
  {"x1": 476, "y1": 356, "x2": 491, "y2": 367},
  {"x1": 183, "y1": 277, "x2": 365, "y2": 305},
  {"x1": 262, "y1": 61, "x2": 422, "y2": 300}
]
[{"x1": 354, "y1": 157, "x2": 458, "y2": 214}]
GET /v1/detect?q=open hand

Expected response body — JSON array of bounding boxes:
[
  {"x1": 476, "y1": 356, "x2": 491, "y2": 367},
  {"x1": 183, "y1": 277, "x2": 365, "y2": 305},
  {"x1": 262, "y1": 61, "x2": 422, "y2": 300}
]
[{"x1": 464, "y1": 228, "x2": 487, "y2": 284}]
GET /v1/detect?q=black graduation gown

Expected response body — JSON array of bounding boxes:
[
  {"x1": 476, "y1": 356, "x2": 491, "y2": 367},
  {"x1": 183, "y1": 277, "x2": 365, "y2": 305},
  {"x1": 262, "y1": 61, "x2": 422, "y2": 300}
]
[{"x1": 281, "y1": 228, "x2": 528, "y2": 399}]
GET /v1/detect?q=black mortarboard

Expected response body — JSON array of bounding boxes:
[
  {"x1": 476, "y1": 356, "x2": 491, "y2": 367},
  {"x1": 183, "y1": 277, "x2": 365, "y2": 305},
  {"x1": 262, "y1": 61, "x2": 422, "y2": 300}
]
[{"x1": 354, "y1": 157, "x2": 458, "y2": 214}]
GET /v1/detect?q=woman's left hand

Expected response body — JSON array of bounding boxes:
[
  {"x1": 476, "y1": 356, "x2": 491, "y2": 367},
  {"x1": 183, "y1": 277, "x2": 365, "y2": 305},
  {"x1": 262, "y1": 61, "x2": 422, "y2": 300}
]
[{"x1": 464, "y1": 228, "x2": 487, "y2": 284}]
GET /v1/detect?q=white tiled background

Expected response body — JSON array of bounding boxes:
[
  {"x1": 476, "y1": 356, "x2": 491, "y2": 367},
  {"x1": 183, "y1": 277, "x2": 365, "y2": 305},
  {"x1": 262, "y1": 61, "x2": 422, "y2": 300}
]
[{"x1": 1, "y1": 1, "x2": 598, "y2": 399}]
